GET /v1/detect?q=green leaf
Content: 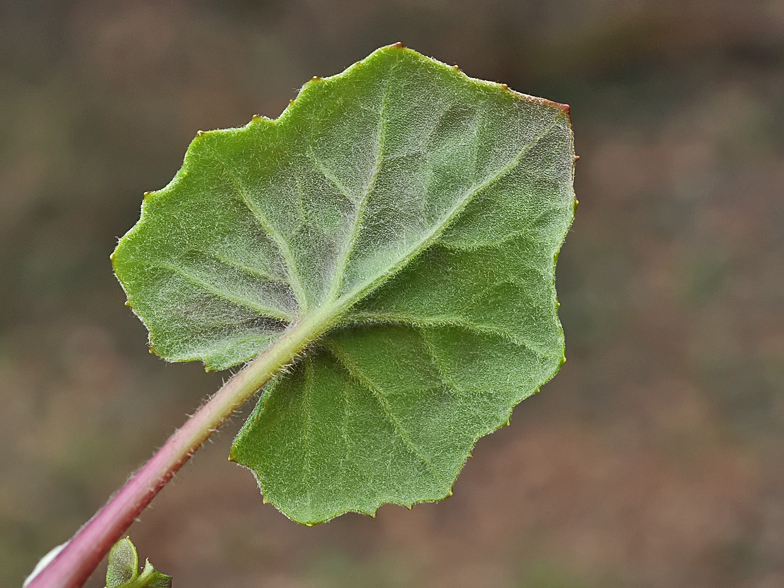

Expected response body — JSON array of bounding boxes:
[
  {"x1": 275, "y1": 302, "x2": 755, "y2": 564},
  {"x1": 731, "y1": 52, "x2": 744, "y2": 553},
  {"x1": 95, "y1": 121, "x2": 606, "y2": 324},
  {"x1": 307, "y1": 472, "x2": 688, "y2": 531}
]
[
  {"x1": 106, "y1": 538, "x2": 171, "y2": 588},
  {"x1": 112, "y1": 44, "x2": 576, "y2": 524}
]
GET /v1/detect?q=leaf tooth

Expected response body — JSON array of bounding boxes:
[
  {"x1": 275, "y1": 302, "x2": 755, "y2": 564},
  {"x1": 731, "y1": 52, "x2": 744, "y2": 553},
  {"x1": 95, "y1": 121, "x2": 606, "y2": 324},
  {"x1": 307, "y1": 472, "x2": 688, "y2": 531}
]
[{"x1": 391, "y1": 41, "x2": 405, "y2": 48}]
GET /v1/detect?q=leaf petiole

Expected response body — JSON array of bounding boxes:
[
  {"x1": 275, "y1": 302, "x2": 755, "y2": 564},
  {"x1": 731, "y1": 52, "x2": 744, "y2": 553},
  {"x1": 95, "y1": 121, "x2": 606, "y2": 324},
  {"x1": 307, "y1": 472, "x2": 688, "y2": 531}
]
[{"x1": 23, "y1": 315, "x2": 328, "y2": 588}]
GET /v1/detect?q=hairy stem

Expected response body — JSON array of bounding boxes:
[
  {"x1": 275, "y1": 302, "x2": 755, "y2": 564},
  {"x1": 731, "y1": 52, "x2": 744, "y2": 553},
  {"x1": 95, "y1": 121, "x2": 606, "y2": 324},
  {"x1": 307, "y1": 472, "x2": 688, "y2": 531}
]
[{"x1": 25, "y1": 315, "x2": 326, "y2": 588}]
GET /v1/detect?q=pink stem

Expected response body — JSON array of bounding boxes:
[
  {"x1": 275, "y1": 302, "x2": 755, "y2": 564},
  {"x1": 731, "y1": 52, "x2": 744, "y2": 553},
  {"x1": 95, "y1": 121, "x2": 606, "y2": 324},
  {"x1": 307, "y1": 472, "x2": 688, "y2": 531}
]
[
  {"x1": 25, "y1": 334, "x2": 303, "y2": 587},
  {"x1": 25, "y1": 309, "x2": 329, "y2": 588}
]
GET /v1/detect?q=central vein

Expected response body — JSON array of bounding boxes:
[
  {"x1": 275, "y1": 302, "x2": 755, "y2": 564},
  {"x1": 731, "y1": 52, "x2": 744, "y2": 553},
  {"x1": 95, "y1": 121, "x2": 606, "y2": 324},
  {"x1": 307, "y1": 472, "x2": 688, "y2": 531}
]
[{"x1": 325, "y1": 68, "x2": 394, "y2": 303}]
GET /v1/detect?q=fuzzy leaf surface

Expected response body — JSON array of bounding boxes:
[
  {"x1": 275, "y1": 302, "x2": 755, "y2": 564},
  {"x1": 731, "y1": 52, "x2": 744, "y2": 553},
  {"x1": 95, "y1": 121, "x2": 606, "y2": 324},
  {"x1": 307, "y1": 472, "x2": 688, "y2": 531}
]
[
  {"x1": 113, "y1": 45, "x2": 576, "y2": 524},
  {"x1": 106, "y1": 538, "x2": 171, "y2": 588}
]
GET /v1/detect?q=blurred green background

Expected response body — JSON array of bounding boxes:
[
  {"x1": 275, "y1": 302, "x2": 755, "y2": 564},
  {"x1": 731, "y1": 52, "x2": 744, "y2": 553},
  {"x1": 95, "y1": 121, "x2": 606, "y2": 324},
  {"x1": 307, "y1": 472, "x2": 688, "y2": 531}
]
[{"x1": 2, "y1": 1, "x2": 783, "y2": 586}]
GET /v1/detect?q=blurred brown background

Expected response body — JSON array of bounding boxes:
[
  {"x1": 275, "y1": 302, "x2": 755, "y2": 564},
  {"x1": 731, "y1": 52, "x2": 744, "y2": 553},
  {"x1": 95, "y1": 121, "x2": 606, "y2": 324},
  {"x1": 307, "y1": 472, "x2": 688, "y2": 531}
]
[{"x1": 2, "y1": 0, "x2": 784, "y2": 586}]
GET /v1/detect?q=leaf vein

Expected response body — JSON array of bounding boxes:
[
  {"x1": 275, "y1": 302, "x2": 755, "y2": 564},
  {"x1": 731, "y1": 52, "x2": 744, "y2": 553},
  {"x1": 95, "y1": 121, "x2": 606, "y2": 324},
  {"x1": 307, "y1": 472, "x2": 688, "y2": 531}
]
[
  {"x1": 145, "y1": 260, "x2": 293, "y2": 322},
  {"x1": 207, "y1": 144, "x2": 309, "y2": 313},
  {"x1": 324, "y1": 342, "x2": 442, "y2": 481},
  {"x1": 347, "y1": 313, "x2": 558, "y2": 357},
  {"x1": 335, "y1": 112, "x2": 565, "y2": 313},
  {"x1": 306, "y1": 150, "x2": 358, "y2": 204},
  {"x1": 328, "y1": 66, "x2": 395, "y2": 300},
  {"x1": 439, "y1": 204, "x2": 566, "y2": 251},
  {"x1": 416, "y1": 329, "x2": 466, "y2": 397},
  {"x1": 192, "y1": 249, "x2": 291, "y2": 285}
]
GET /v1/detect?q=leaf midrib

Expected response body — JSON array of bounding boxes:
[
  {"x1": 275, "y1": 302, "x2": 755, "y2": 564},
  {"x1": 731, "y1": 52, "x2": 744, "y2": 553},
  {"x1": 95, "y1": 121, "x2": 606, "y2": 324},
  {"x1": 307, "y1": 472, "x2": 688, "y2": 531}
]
[
  {"x1": 326, "y1": 65, "x2": 395, "y2": 301},
  {"x1": 187, "y1": 104, "x2": 564, "y2": 367},
  {"x1": 309, "y1": 111, "x2": 565, "y2": 337}
]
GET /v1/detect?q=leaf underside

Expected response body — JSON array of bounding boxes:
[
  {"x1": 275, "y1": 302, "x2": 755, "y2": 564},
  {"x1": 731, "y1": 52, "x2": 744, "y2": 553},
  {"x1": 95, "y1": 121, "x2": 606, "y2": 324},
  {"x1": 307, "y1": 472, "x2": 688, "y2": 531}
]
[
  {"x1": 112, "y1": 45, "x2": 576, "y2": 525},
  {"x1": 106, "y1": 538, "x2": 171, "y2": 588}
]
